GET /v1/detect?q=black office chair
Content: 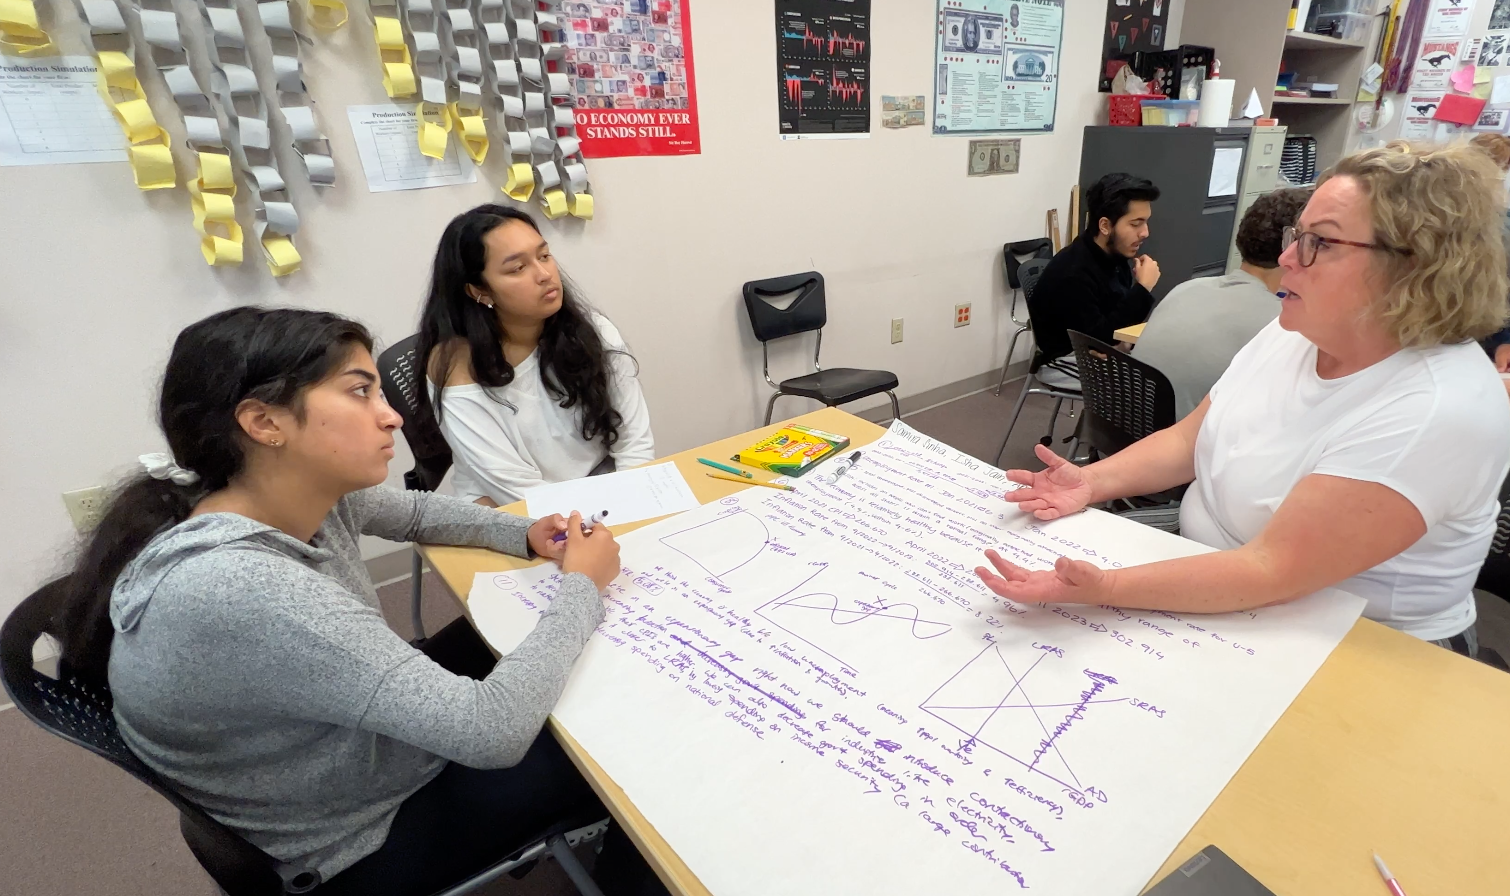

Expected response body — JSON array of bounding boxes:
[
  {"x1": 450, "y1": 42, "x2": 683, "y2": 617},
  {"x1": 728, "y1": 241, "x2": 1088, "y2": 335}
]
[
  {"x1": 1, "y1": 579, "x2": 612, "y2": 896},
  {"x1": 742, "y1": 272, "x2": 901, "y2": 425},
  {"x1": 377, "y1": 335, "x2": 454, "y2": 642},
  {"x1": 1066, "y1": 330, "x2": 1176, "y2": 458},
  {"x1": 994, "y1": 238, "x2": 1054, "y2": 396},
  {"x1": 993, "y1": 258, "x2": 1083, "y2": 465}
]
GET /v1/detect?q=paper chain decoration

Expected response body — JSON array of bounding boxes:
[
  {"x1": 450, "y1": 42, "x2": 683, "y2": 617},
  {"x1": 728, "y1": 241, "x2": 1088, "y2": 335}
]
[
  {"x1": 372, "y1": 0, "x2": 593, "y2": 219},
  {"x1": 53, "y1": 0, "x2": 592, "y2": 275}
]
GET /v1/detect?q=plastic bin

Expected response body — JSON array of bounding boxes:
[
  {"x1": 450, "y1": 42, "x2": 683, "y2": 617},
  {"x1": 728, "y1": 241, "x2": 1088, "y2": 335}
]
[
  {"x1": 1141, "y1": 99, "x2": 1200, "y2": 126},
  {"x1": 1311, "y1": 11, "x2": 1371, "y2": 42},
  {"x1": 1108, "y1": 93, "x2": 1162, "y2": 126},
  {"x1": 1308, "y1": 0, "x2": 1372, "y2": 16}
]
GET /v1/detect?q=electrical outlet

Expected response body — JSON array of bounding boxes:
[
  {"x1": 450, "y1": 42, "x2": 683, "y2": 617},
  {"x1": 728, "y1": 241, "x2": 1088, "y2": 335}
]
[
  {"x1": 954, "y1": 303, "x2": 972, "y2": 327},
  {"x1": 62, "y1": 486, "x2": 108, "y2": 532},
  {"x1": 891, "y1": 318, "x2": 904, "y2": 344}
]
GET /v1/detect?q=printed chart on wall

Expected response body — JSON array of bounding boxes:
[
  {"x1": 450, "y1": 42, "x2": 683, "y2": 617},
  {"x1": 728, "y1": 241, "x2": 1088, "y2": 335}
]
[
  {"x1": 565, "y1": 0, "x2": 700, "y2": 157},
  {"x1": 776, "y1": 0, "x2": 871, "y2": 139},
  {"x1": 470, "y1": 420, "x2": 1364, "y2": 896},
  {"x1": 0, "y1": 58, "x2": 126, "y2": 167},
  {"x1": 934, "y1": 0, "x2": 1064, "y2": 135}
]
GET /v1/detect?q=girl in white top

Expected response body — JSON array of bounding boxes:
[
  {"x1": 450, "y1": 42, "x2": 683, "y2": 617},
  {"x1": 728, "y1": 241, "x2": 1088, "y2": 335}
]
[
  {"x1": 975, "y1": 141, "x2": 1510, "y2": 654},
  {"x1": 417, "y1": 205, "x2": 655, "y2": 505}
]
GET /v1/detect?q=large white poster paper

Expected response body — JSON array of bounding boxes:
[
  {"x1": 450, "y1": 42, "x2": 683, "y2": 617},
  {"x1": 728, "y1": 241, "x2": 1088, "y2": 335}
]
[
  {"x1": 472, "y1": 421, "x2": 1363, "y2": 895},
  {"x1": 933, "y1": 0, "x2": 1063, "y2": 134}
]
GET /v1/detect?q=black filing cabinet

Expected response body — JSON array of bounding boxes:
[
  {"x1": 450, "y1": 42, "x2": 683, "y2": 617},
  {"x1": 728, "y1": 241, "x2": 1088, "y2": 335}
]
[{"x1": 1079, "y1": 126, "x2": 1249, "y2": 301}]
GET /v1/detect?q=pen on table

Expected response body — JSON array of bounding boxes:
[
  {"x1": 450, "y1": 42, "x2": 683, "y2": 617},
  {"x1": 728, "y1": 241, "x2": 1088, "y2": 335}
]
[
  {"x1": 1373, "y1": 853, "x2": 1408, "y2": 896},
  {"x1": 828, "y1": 450, "x2": 862, "y2": 482},
  {"x1": 551, "y1": 509, "x2": 609, "y2": 543},
  {"x1": 705, "y1": 472, "x2": 794, "y2": 491},
  {"x1": 696, "y1": 457, "x2": 752, "y2": 478}
]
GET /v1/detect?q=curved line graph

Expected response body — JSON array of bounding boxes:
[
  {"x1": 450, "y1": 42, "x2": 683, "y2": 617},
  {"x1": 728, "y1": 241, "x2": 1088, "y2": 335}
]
[
  {"x1": 765, "y1": 592, "x2": 952, "y2": 641},
  {"x1": 659, "y1": 510, "x2": 771, "y2": 580}
]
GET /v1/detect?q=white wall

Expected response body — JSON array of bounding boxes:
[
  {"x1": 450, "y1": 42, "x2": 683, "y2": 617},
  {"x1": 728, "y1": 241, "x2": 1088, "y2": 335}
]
[{"x1": 1, "y1": 0, "x2": 1117, "y2": 619}]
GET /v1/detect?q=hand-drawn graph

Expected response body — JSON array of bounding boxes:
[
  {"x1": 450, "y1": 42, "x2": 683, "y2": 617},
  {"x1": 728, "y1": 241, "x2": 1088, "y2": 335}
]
[
  {"x1": 756, "y1": 587, "x2": 952, "y2": 673},
  {"x1": 920, "y1": 643, "x2": 1122, "y2": 794},
  {"x1": 660, "y1": 509, "x2": 773, "y2": 580}
]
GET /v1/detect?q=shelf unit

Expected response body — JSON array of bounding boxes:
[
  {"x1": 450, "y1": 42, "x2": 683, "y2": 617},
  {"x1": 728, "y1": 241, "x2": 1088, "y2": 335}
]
[
  {"x1": 1272, "y1": 96, "x2": 1353, "y2": 105},
  {"x1": 1181, "y1": 0, "x2": 1383, "y2": 175}
]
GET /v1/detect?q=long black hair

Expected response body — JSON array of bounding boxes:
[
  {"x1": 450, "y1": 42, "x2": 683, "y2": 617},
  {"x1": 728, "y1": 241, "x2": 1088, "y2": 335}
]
[
  {"x1": 56, "y1": 307, "x2": 373, "y2": 684},
  {"x1": 415, "y1": 204, "x2": 625, "y2": 450}
]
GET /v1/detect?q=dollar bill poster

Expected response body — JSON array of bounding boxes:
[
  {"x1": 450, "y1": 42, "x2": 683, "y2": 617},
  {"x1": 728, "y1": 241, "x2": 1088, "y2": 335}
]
[
  {"x1": 934, "y1": 0, "x2": 1064, "y2": 135},
  {"x1": 776, "y1": 0, "x2": 871, "y2": 139},
  {"x1": 564, "y1": 0, "x2": 700, "y2": 157}
]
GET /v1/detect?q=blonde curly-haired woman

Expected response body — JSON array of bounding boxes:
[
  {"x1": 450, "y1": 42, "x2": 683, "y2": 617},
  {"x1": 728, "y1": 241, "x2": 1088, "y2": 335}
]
[{"x1": 976, "y1": 141, "x2": 1510, "y2": 657}]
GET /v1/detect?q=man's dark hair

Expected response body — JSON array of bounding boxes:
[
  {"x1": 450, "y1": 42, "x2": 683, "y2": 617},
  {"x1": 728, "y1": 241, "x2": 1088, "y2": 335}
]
[
  {"x1": 1085, "y1": 173, "x2": 1160, "y2": 233},
  {"x1": 1235, "y1": 187, "x2": 1312, "y2": 268}
]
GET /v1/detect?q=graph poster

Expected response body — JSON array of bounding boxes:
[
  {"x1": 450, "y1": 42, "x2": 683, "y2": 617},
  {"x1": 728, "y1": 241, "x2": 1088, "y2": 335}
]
[
  {"x1": 776, "y1": 0, "x2": 871, "y2": 139},
  {"x1": 934, "y1": 0, "x2": 1063, "y2": 135},
  {"x1": 565, "y1": 0, "x2": 700, "y2": 158}
]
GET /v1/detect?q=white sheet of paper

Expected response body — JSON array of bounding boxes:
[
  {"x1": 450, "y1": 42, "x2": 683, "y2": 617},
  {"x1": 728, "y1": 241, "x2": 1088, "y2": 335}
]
[
  {"x1": 1208, "y1": 146, "x2": 1242, "y2": 197},
  {"x1": 1240, "y1": 88, "x2": 1264, "y2": 118},
  {"x1": 345, "y1": 104, "x2": 476, "y2": 193},
  {"x1": 0, "y1": 57, "x2": 127, "y2": 167},
  {"x1": 1494, "y1": 74, "x2": 1510, "y2": 107},
  {"x1": 522, "y1": 463, "x2": 698, "y2": 526},
  {"x1": 471, "y1": 421, "x2": 1365, "y2": 896}
]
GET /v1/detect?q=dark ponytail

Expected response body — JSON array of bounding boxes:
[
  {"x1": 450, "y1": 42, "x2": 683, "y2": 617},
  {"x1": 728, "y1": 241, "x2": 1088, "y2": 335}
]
[
  {"x1": 56, "y1": 307, "x2": 373, "y2": 684},
  {"x1": 415, "y1": 203, "x2": 628, "y2": 449}
]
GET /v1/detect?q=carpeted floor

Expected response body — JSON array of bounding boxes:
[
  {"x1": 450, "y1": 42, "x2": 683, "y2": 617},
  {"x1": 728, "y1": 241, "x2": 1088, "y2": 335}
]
[{"x1": 4, "y1": 379, "x2": 1508, "y2": 895}]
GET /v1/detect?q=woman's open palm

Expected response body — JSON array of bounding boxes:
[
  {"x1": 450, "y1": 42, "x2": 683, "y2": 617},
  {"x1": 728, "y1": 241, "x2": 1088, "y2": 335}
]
[{"x1": 1005, "y1": 443, "x2": 1094, "y2": 520}]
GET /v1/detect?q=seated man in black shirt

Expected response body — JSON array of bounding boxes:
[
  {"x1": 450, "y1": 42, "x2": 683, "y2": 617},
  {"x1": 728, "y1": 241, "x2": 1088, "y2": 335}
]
[{"x1": 1027, "y1": 173, "x2": 1161, "y2": 385}]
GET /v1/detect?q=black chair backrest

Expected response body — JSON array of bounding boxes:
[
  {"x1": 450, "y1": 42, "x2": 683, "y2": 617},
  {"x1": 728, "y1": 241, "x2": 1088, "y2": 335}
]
[
  {"x1": 742, "y1": 272, "x2": 826, "y2": 343},
  {"x1": 0, "y1": 579, "x2": 317, "y2": 894},
  {"x1": 377, "y1": 334, "x2": 452, "y2": 492},
  {"x1": 1019, "y1": 257, "x2": 1050, "y2": 303},
  {"x1": 1067, "y1": 330, "x2": 1176, "y2": 456},
  {"x1": 1003, "y1": 238, "x2": 1054, "y2": 290},
  {"x1": 1477, "y1": 472, "x2": 1510, "y2": 601}
]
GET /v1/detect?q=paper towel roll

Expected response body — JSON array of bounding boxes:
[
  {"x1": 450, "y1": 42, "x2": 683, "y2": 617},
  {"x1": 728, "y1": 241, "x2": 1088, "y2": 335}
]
[{"x1": 1198, "y1": 78, "x2": 1235, "y2": 128}]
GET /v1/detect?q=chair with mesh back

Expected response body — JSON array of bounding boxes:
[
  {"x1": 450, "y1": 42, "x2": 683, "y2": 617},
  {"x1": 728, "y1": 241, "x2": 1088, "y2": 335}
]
[
  {"x1": 0, "y1": 577, "x2": 322, "y2": 895},
  {"x1": 1066, "y1": 329, "x2": 1176, "y2": 458},
  {"x1": 992, "y1": 258, "x2": 1083, "y2": 465},
  {"x1": 742, "y1": 272, "x2": 901, "y2": 425},
  {"x1": 1, "y1": 579, "x2": 612, "y2": 895},
  {"x1": 377, "y1": 335, "x2": 453, "y2": 642},
  {"x1": 994, "y1": 239, "x2": 1054, "y2": 396}
]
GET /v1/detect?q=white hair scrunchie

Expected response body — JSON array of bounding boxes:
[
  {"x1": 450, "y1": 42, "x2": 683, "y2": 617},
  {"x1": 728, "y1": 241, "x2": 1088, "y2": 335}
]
[{"x1": 139, "y1": 453, "x2": 201, "y2": 486}]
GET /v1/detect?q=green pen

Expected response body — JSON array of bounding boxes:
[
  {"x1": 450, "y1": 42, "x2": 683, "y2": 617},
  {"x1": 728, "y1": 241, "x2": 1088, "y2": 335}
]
[{"x1": 697, "y1": 457, "x2": 752, "y2": 478}]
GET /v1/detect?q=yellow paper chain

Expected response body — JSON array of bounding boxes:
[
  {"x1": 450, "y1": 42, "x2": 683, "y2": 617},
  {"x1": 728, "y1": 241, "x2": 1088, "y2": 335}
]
[
  {"x1": 448, "y1": 102, "x2": 488, "y2": 163},
  {"x1": 189, "y1": 151, "x2": 243, "y2": 265},
  {"x1": 568, "y1": 192, "x2": 593, "y2": 220},
  {"x1": 0, "y1": 0, "x2": 54, "y2": 55},
  {"x1": 502, "y1": 161, "x2": 533, "y2": 201},
  {"x1": 417, "y1": 101, "x2": 450, "y2": 159},
  {"x1": 94, "y1": 49, "x2": 175, "y2": 190},
  {"x1": 304, "y1": 0, "x2": 346, "y2": 30},
  {"x1": 262, "y1": 235, "x2": 301, "y2": 276},
  {"x1": 374, "y1": 16, "x2": 415, "y2": 97}
]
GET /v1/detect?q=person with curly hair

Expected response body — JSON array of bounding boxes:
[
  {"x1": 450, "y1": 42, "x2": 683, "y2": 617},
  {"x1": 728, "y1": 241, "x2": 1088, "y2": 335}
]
[
  {"x1": 978, "y1": 142, "x2": 1510, "y2": 656},
  {"x1": 1132, "y1": 187, "x2": 1312, "y2": 418}
]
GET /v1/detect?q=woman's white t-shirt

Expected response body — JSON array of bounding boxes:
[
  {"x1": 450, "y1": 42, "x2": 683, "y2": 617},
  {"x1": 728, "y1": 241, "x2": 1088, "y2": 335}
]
[
  {"x1": 1180, "y1": 320, "x2": 1510, "y2": 640},
  {"x1": 431, "y1": 315, "x2": 656, "y2": 505}
]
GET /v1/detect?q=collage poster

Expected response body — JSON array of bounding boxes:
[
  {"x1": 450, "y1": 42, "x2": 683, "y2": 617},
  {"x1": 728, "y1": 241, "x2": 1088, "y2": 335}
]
[{"x1": 564, "y1": 0, "x2": 701, "y2": 157}]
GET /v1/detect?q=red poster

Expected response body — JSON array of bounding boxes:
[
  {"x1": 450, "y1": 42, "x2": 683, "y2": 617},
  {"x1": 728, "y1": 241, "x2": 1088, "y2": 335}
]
[{"x1": 564, "y1": 0, "x2": 701, "y2": 158}]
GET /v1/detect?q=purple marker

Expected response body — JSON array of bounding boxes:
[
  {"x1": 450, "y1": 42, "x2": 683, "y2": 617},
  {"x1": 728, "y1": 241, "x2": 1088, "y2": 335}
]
[{"x1": 551, "y1": 509, "x2": 609, "y2": 543}]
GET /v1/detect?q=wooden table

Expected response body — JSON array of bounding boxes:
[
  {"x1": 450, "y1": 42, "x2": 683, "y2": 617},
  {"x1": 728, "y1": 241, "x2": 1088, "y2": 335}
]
[
  {"x1": 1114, "y1": 322, "x2": 1147, "y2": 344},
  {"x1": 422, "y1": 407, "x2": 1510, "y2": 896}
]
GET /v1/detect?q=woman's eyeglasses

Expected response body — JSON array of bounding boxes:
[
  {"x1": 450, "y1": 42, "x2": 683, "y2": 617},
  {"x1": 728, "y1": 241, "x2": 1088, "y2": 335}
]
[{"x1": 1281, "y1": 226, "x2": 1411, "y2": 268}]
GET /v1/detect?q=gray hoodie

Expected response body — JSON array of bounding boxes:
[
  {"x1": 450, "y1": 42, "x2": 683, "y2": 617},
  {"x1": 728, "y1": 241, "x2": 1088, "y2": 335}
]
[{"x1": 108, "y1": 486, "x2": 605, "y2": 879}]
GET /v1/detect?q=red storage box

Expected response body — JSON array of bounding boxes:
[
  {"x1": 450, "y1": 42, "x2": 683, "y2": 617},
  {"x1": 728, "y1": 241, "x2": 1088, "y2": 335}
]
[{"x1": 1108, "y1": 93, "x2": 1162, "y2": 126}]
